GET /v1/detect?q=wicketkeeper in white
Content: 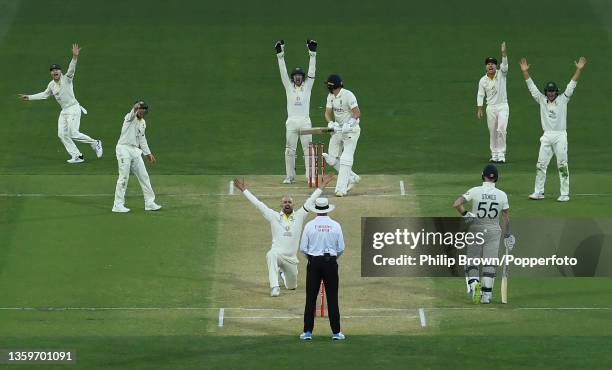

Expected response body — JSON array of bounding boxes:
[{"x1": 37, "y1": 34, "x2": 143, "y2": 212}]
[
  {"x1": 453, "y1": 164, "x2": 514, "y2": 304},
  {"x1": 323, "y1": 74, "x2": 361, "y2": 197},
  {"x1": 477, "y1": 42, "x2": 509, "y2": 163},
  {"x1": 112, "y1": 101, "x2": 162, "y2": 213},
  {"x1": 19, "y1": 43, "x2": 102, "y2": 163},
  {"x1": 520, "y1": 57, "x2": 587, "y2": 202},
  {"x1": 275, "y1": 39, "x2": 318, "y2": 184},
  {"x1": 233, "y1": 174, "x2": 334, "y2": 297}
]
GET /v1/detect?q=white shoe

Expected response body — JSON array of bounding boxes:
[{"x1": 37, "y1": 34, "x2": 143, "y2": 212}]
[
  {"x1": 331, "y1": 332, "x2": 346, "y2": 340},
  {"x1": 145, "y1": 203, "x2": 162, "y2": 211},
  {"x1": 335, "y1": 192, "x2": 345, "y2": 197},
  {"x1": 282, "y1": 177, "x2": 295, "y2": 184},
  {"x1": 347, "y1": 175, "x2": 360, "y2": 192},
  {"x1": 112, "y1": 204, "x2": 131, "y2": 213},
  {"x1": 497, "y1": 157, "x2": 506, "y2": 163},
  {"x1": 557, "y1": 195, "x2": 570, "y2": 202},
  {"x1": 480, "y1": 292, "x2": 491, "y2": 304},
  {"x1": 270, "y1": 286, "x2": 280, "y2": 297},
  {"x1": 528, "y1": 192, "x2": 545, "y2": 200},
  {"x1": 91, "y1": 140, "x2": 103, "y2": 158},
  {"x1": 280, "y1": 271, "x2": 288, "y2": 289},
  {"x1": 67, "y1": 155, "x2": 84, "y2": 164}
]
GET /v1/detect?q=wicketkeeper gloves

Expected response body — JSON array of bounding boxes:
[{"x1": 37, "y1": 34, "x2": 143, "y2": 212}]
[
  {"x1": 275, "y1": 40, "x2": 285, "y2": 54},
  {"x1": 307, "y1": 39, "x2": 318, "y2": 52}
]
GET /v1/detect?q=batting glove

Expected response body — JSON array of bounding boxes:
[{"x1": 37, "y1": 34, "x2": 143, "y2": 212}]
[
  {"x1": 504, "y1": 234, "x2": 516, "y2": 251},
  {"x1": 275, "y1": 40, "x2": 285, "y2": 54},
  {"x1": 306, "y1": 39, "x2": 318, "y2": 52},
  {"x1": 462, "y1": 211, "x2": 476, "y2": 224}
]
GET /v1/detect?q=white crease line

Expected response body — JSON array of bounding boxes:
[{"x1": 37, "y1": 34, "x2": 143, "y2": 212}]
[
  {"x1": 223, "y1": 315, "x2": 418, "y2": 320},
  {"x1": 418, "y1": 308, "x2": 427, "y2": 328},
  {"x1": 218, "y1": 308, "x2": 224, "y2": 327},
  {"x1": 0, "y1": 307, "x2": 220, "y2": 311},
  {"x1": 399, "y1": 180, "x2": 406, "y2": 196}
]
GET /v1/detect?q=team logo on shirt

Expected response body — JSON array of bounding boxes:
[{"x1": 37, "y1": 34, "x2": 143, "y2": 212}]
[{"x1": 284, "y1": 225, "x2": 292, "y2": 237}]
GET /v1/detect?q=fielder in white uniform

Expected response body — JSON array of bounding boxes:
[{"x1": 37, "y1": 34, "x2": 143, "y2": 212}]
[
  {"x1": 323, "y1": 75, "x2": 361, "y2": 197},
  {"x1": 19, "y1": 44, "x2": 102, "y2": 163},
  {"x1": 275, "y1": 39, "x2": 317, "y2": 184},
  {"x1": 453, "y1": 164, "x2": 513, "y2": 304},
  {"x1": 520, "y1": 57, "x2": 587, "y2": 202},
  {"x1": 233, "y1": 174, "x2": 334, "y2": 297},
  {"x1": 112, "y1": 101, "x2": 162, "y2": 213},
  {"x1": 477, "y1": 42, "x2": 509, "y2": 163}
]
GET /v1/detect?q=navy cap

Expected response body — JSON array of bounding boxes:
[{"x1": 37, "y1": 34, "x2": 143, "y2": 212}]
[
  {"x1": 482, "y1": 164, "x2": 498, "y2": 182},
  {"x1": 484, "y1": 57, "x2": 498, "y2": 65},
  {"x1": 49, "y1": 64, "x2": 62, "y2": 71}
]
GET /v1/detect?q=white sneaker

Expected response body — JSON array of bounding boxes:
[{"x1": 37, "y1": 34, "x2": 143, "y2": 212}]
[
  {"x1": 145, "y1": 203, "x2": 162, "y2": 211},
  {"x1": 347, "y1": 175, "x2": 360, "y2": 192},
  {"x1": 282, "y1": 177, "x2": 295, "y2": 184},
  {"x1": 91, "y1": 140, "x2": 103, "y2": 158},
  {"x1": 332, "y1": 332, "x2": 346, "y2": 340},
  {"x1": 335, "y1": 192, "x2": 344, "y2": 197},
  {"x1": 67, "y1": 155, "x2": 84, "y2": 164},
  {"x1": 528, "y1": 192, "x2": 545, "y2": 200},
  {"x1": 270, "y1": 286, "x2": 280, "y2": 297},
  {"x1": 557, "y1": 195, "x2": 570, "y2": 202},
  {"x1": 112, "y1": 204, "x2": 131, "y2": 213},
  {"x1": 497, "y1": 157, "x2": 506, "y2": 163}
]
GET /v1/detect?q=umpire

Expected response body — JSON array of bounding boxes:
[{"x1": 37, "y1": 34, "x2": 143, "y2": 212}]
[{"x1": 299, "y1": 198, "x2": 345, "y2": 341}]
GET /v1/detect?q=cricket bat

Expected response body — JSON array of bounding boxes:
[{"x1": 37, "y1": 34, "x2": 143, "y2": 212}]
[
  {"x1": 501, "y1": 244, "x2": 509, "y2": 304},
  {"x1": 299, "y1": 127, "x2": 333, "y2": 135}
]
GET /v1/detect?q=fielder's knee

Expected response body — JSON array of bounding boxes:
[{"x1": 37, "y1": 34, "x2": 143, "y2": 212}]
[
  {"x1": 557, "y1": 162, "x2": 569, "y2": 178},
  {"x1": 339, "y1": 157, "x2": 353, "y2": 167},
  {"x1": 285, "y1": 147, "x2": 296, "y2": 158},
  {"x1": 324, "y1": 154, "x2": 338, "y2": 166},
  {"x1": 536, "y1": 162, "x2": 547, "y2": 171}
]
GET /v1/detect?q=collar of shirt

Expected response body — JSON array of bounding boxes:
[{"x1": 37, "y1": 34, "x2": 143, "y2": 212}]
[
  {"x1": 332, "y1": 88, "x2": 345, "y2": 98},
  {"x1": 279, "y1": 211, "x2": 294, "y2": 221},
  {"x1": 482, "y1": 182, "x2": 496, "y2": 188}
]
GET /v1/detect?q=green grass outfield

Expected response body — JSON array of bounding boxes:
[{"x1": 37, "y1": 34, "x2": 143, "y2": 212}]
[{"x1": 1, "y1": 0, "x2": 612, "y2": 369}]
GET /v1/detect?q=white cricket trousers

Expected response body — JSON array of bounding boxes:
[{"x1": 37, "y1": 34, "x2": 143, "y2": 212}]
[
  {"x1": 266, "y1": 250, "x2": 298, "y2": 289},
  {"x1": 114, "y1": 145, "x2": 156, "y2": 207},
  {"x1": 57, "y1": 104, "x2": 96, "y2": 157},
  {"x1": 327, "y1": 125, "x2": 361, "y2": 194},
  {"x1": 285, "y1": 116, "x2": 312, "y2": 181},
  {"x1": 486, "y1": 103, "x2": 509, "y2": 159},
  {"x1": 534, "y1": 131, "x2": 569, "y2": 196}
]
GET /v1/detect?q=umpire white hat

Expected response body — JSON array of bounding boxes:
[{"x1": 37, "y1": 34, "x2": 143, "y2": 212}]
[{"x1": 309, "y1": 197, "x2": 335, "y2": 213}]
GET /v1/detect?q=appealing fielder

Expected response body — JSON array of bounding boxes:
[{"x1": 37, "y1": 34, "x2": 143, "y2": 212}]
[
  {"x1": 453, "y1": 164, "x2": 514, "y2": 304},
  {"x1": 323, "y1": 74, "x2": 361, "y2": 197},
  {"x1": 233, "y1": 174, "x2": 334, "y2": 297},
  {"x1": 276, "y1": 39, "x2": 318, "y2": 184},
  {"x1": 112, "y1": 101, "x2": 162, "y2": 213},
  {"x1": 520, "y1": 57, "x2": 587, "y2": 202},
  {"x1": 477, "y1": 42, "x2": 509, "y2": 163},
  {"x1": 19, "y1": 44, "x2": 102, "y2": 163}
]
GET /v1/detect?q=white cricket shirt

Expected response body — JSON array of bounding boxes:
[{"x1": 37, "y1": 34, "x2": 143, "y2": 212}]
[
  {"x1": 477, "y1": 56, "x2": 508, "y2": 107},
  {"x1": 300, "y1": 215, "x2": 345, "y2": 257},
  {"x1": 28, "y1": 59, "x2": 80, "y2": 110},
  {"x1": 243, "y1": 188, "x2": 322, "y2": 262},
  {"x1": 116, "y1": 110, "x2": 151, "y2": 155},
  {"x1": 277, "y1": 51, "x2": 316, "y2": 118},
  {"x1": 462, "y1": 182, "x2": 509, "y2": 229},
  {"x1": 326, "y1": 88, "x2": 358, "y2": 125},
  {"x1": 526, "y1": 78, "x2": 577, "y2": 132}
]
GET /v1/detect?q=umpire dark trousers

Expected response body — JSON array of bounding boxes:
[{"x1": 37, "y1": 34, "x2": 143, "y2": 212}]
[{"x1": 303, "y1": 254, "x2": 341, "y2": 334}]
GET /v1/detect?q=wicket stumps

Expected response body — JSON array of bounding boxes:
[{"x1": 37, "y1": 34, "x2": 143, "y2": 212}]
[
  {"x1": 308, "y1": 142, "x2": 326, "y2": 188},
  {"x1": 314, "y1": 280, "x2": 325, "y2": 317}
]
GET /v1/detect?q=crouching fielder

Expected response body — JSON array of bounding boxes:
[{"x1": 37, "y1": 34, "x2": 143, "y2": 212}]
[
  {"x1": 233, "y1": 174, "x2": 334, "y2": 297},
  {"x1": 520, "y1": 57, "x2": 587, "y2": 202},
  {"x1": 323, "y1": 75, "x2": 361, "y2": 197},
  {"x1": 112, "y1": 101, "x2": 162, "y2": 213},
  {"x1": 453, "y1": 164, "x2": 513, "y2": 304}
]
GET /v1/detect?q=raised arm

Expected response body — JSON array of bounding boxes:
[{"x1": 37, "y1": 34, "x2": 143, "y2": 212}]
[
  {"x1": 520, "y1": 58, "x2": 544, "y2": 103},
  {"x1": 306, "y1": 39, "x2": 317, "y2": 84},
  {"x1": 233, "y1": 178, "x2": 277, "y2": 221},
  {"x1": 500, "y1": 41, "x2": 508, "y2": 74},
  {"x1": 563, "y1": 57, "x2": 587, "y2": 99},
  {"x1": 65, "y1": 43, "x2": 80, "y2": 80},
  {"x1": 298, "y1": 174, "x2": 335, "y2": 217},
  {"x1": 275, "y1": 40, "x2": 290, "y2": 89}
]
